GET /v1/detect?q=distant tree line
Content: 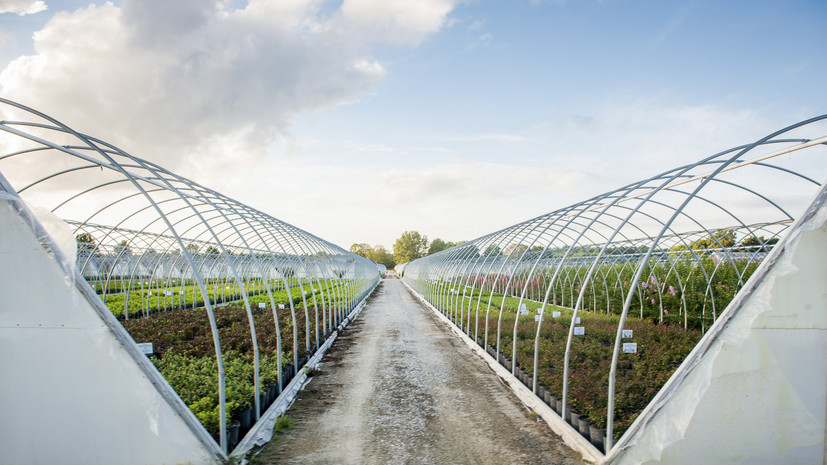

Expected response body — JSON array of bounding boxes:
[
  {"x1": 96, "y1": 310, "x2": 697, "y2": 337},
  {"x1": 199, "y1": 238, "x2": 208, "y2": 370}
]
[{"x1": 349, "y1": 231, "x2": 464, "y2": 268}]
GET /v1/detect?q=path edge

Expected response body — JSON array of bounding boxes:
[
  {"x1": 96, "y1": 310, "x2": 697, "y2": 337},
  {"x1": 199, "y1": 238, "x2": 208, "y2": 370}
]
[
  {"x1": 231, "y1": 279, "x2": 381, "y2": 461},
  {"x1": 400, "y1": 279, "x2": 603, "y2": 465}
]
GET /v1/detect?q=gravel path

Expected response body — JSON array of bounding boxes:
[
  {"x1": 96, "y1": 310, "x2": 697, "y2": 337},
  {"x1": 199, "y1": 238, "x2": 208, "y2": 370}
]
[{"x1": 251, "y1": 277, "x2": 583, "y2": 465}]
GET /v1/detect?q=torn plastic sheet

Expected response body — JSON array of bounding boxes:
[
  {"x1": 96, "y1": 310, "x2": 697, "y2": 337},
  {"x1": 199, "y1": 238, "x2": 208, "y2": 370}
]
[{"x1": 606, "y1": 185, "x2": 827, "y2": 464}]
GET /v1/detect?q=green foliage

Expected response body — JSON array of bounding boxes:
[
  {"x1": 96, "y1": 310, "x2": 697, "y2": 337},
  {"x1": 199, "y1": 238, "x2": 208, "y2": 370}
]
[
  {"x1": 431, "y1": 254, "x2": 762, "y2": 439},
  {"x1": 350, "y1": 243, "x2": 396, "y2": 268},
  {"x1": 427, "y1": 238, "x2": 456, "y2": 255},
  {"x1": 76, "y1": 232, "x2": 95, "y2": 244},
  {"x1": 274, "y1": 415, "x2": 294, "y2": 434},
  {"x1": 393, "y1": 230, "x2": 428, "y2": 264},
  {"x1": 483, "y1": 243, "x2": 501, "y2": 257},
  {"x1": 349, "y1": 243, "x2": 372, "y2": 257}
]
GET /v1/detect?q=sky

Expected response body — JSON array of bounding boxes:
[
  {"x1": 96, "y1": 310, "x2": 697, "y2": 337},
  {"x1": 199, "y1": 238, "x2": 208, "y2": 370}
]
[{"x1": 0, "y1": 0, "x2": 825, "y2": 251}]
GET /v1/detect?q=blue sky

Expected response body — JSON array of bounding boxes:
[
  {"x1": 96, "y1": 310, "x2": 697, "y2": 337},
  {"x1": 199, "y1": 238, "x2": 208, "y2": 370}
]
[{"x1": 0, "y1": 0, "x2": 825, "y2": 251}]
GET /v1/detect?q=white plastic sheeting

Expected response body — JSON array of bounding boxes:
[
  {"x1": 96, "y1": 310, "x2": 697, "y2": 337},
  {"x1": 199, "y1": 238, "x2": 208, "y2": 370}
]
[
  {"x1": 608, "y1": 185, "x2": 827, "y2": 464},
  {"x1": 0, "y1": 193, "x2": 224, "y2": 464}
]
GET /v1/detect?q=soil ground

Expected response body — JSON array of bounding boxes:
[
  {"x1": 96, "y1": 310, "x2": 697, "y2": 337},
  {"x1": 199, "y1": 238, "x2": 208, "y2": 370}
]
[{"x1": 249, "y1": 277, "x2": 584, "y2": 465}]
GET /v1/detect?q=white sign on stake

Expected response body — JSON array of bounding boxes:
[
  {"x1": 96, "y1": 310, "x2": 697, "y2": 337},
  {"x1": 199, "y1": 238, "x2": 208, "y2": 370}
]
[
  {"x1": 519, "y1": 303, "x2": 527, "y2": 313},
  {"x1": 574, "y1": 326, "x2": 585, "y2": 336},
  {"x1": 623, "y1": 342, "x2": 637, "y2": 353},
  {"x1": 537, "y1": 308, "x2": 543, "y2": 314},
  {"x1": 258, "y1": 302, "x2": 266, "y2": 309},
  {"x1": 278, "y1": 304, "x2": 285, "y2": 310},
  {"x1": 535, "y1": 315, "x2": 542, "y2": 322},
  {"x1": 622, "y1": 329, "x2": 633, "y2": 339},
  {"x1": 552, "y1": 311, "x2": 561, "y2": 318},
  {"x1": 180, "y1": 290, "x2": 184, "y2": 295},
  {"x1": 148, "y1": 291, "x2": 152, "y2": 296},
  {"x1": 574, "y1": 317, "x2": 581, "y2": 324},
  {"x1": 137, "y1": 343, "x2": 153, "y2": 355}
]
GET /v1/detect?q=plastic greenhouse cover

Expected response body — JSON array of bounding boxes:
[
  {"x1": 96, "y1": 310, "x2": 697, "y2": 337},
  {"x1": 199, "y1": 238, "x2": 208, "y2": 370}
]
[{"x1": 607, "y1": 185, "x2": 827, "y2": 464}]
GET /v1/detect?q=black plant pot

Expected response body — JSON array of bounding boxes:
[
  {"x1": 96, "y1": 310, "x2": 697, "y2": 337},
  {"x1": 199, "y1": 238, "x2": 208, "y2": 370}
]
[
  {"x1": 549, "y1": 395, "x2": 558, "y2": 412},
  {"x1": 568, "y1": 410, "x2": 582, "y2": 427},
  {"x1": 589, "y1": 425, "x2": 605, "y2": 452},
  {"x1": 228, "y1": 421, "x2": 240, "y2": 449},
  {"x1": 238, "y1": 406, "x2": 252, "y2": 431},
  {"x1": 577, "y1": 416, "x2": 590, "y2": 436}
]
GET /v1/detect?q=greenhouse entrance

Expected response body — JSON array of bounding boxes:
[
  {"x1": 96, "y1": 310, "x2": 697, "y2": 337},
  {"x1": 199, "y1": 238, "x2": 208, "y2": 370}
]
[{"x1": 252, "y1": 277, "x2": 582, "y2": 464}]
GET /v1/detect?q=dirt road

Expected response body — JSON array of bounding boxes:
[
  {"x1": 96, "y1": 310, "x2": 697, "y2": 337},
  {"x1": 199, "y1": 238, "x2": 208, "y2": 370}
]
[{"x1": 251, "y1": 277, "x2": 583, "y2": 465}]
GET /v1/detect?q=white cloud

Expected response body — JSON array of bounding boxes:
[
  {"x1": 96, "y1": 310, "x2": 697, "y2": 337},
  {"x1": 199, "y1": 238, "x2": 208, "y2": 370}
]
[
  {"x1": 339, "y1": 0, "x2": 458, "y2": 46},
  {"x1": 0, "y1": 0, "x2": 47, "y2": 15},
  {"x1": 0, "y1": 0, "x2": 461, "y2": 172}
]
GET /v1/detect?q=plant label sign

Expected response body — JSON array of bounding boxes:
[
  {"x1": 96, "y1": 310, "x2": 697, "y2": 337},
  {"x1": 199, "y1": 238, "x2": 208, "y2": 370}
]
[
  {"x1": 519, "y1": 303, "x2": 527, "y2": 313},
  {"x1": 180, "y1": 290, "x2": 184, "y2": 295},
  {"x1": 137, "y1": 343, "x2": 153, "y2": 355},
  {"x1": 553, "y1": 311, "x2": 561, "y2": 318},
  {"x1": 278, "y1": 304, "x2": 285, "y2": 310},
  {"x1": 623, "y1": 343, "x2": 637, "y2": 353},
  {"x1": 520, "y1": 309, "x2": 529, "y2": 315},
  {"x1": 622, "y1": 329, "x2": 633, "y2": 339},
  {"x1": 258, "y1": 302, "x2": 266, "y2": 309},
  {"x1": 537, "y1": 308, "x2": 543, "y2": 314},
  {"x1": 574, "y1": 326, "x2": 585, "y2": 336},
  {"x1": 574, "y1": 317, "x2": 581, "y2": 324},
  {"x1": 535, "y1": 315, "x2": 542, "y2": 322}
]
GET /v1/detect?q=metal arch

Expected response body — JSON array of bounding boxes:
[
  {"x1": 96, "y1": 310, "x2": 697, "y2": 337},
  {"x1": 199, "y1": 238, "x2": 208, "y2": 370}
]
[
  {"x1": 402, "y1": 114, "x2": 827, "y2": 454},
  {"x1": 0, "y1": 98, "x2": 380, "y2": 455}
]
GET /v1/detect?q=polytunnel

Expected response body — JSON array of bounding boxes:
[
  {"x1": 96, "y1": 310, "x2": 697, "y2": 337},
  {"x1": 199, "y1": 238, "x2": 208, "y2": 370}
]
[
  {"x1": 0, "y1": 98, "x2": 380, "y2": 464},
  {"x1": 402, "y1": 115, "x2": 827, "y2": 462}
]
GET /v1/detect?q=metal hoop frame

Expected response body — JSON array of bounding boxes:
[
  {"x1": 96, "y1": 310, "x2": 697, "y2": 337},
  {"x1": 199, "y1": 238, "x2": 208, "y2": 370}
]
[
  {"x1": 0, "y1": 98, "x2": 381, "y2": 453},
  {"x1": 401, "y1": 116, "x2": 827, "y2": 452}
]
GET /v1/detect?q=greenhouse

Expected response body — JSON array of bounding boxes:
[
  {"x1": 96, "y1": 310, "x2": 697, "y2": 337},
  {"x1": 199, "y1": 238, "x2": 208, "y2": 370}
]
[
  {"x1": 0, "y1": 98, "x2": 380, "y2": 464},
  {"x1": 1, "y1": 95, "x2": 825, "y2": 465},
  {"x1": 400, "y1": 115, "x2": 827, "y2": 459}
]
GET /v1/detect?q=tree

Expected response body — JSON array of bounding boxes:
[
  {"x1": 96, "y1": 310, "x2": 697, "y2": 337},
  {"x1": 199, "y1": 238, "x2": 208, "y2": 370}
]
[
  {"x1": 482, "y1": 243, "x2": 501, "y2": 257},
  {"x1": 393, "y1": 231, "x2": 428, "y2": 264},
  {"x1": 114, "y1": 239, "x2": 132, "y2": 256},
  {"x1": 739, "y1": 235, "x2": 779, "y2": 250},
  {"x1": 349, "y1": 242, "x2": 395, "y2": 268},
  {"x1": 349, "y1": 243, "x2": 373, "y2": 258},
  {"x1": 692, "y1": 229, "x2": 736, "y2": 250},
  {"x1": 672, "y1": 229, "x2": 737, "y2": 252},
  {"x1": 370, "y1": 245, "x2": 396, "y2": 269},
  {"x1": 427, "y1": 238, "x2": 456, "y2": 255},
  {"x1": 76, "y1": 232, "x2": 96, "y2": 253},
  {"x1": 503, "y1": 243, "x2": 528, "y2": 255}
]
